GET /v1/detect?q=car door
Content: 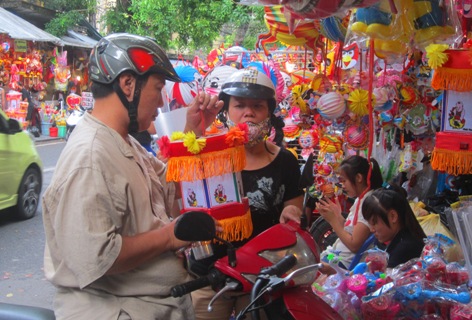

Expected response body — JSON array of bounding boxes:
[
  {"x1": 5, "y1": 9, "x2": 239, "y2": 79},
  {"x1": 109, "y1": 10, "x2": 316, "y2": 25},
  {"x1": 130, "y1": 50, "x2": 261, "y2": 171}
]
[{"x1": 0, "y1": 112, "x2": 18, "y2": 206}]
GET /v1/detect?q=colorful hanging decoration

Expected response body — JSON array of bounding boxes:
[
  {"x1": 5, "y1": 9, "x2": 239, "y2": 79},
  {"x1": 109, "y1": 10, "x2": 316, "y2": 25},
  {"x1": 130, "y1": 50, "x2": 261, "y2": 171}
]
[
  {"x1": 348, "y1": 89, "x2": 374, "y2": 116},
  {"x1": 431, "y1": 49, "x2": 472, "y2": 92},
  {"x1": 257, "y1": 5, "x2": 323, "y2": 56},
  {"x1": 343, "y1": 119, "x2": 370, "y2": 150},
  {"x1": 432, "y1": 132, "x2": 472, "y2": 175},
  {"x1": 316, "y1": 92, "x2": 347, "y2": 120},
  {"x1": 162, "y1": 126, "x2": 253, "y2": 242}
]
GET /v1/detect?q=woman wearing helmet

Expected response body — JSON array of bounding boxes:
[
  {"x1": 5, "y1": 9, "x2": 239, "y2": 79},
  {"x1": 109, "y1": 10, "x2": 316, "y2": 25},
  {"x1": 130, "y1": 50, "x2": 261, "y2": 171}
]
[
  {"x1": 191, "y1": 68, "x2": 304, "y2": 320},
  {"x1": 42, "y1": 33, "x2": 222, "y2": 319}
]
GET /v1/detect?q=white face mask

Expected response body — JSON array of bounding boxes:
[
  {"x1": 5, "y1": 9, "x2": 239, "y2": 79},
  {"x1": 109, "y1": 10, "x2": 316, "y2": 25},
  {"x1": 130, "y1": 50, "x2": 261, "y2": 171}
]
[{"x1": 227, "y1": 117, "x2": 270, "y2": 148}]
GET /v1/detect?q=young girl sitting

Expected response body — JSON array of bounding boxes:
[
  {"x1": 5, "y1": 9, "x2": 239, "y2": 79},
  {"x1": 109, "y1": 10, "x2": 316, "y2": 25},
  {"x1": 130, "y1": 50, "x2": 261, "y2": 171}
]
[{"x1": 362, "y1": 186, "x2": 427, "y2": 268}]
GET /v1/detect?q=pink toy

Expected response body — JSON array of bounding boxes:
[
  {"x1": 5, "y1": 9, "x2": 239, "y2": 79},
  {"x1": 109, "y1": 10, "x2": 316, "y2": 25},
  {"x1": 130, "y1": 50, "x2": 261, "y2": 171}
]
[{"x1": 346, "y1": 274, "x2": 368, "y2": 298}]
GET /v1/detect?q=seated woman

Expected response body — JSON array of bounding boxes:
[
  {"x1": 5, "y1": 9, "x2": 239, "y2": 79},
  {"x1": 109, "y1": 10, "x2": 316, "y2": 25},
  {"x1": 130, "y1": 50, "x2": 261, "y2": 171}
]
[
  {"x1": 361, "y1": 186, "x2": 427, "y2": 268},
  {"x1": 317, "y1": 156, "x2": 383, "y2": 270}
]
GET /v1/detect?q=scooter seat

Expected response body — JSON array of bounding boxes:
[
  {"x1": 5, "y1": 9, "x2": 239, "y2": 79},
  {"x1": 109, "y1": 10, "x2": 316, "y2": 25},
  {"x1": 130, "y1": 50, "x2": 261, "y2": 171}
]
[{"x1": 0, "y1": 302, "x2": 55, "y2": 320}]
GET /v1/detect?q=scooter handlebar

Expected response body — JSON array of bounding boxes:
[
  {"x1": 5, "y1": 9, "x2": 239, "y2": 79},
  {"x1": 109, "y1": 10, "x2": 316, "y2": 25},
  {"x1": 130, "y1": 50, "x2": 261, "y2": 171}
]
[
  {"x1": 260, "y1": 254, "x2": 297, "y2": 277},
  {"x1": 170, "y1": 269, "x2": 226, "y2": 298}
]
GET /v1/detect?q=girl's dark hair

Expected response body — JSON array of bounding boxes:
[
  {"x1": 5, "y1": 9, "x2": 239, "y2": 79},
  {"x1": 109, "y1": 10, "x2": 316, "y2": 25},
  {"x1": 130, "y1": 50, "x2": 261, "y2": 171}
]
[
  {"x1": 362, "y1": 186, "x2": 426, "y2": 241},
  {"x1": 339, "y1": 155, "x2": 383, "y2": 190},
  {"x1": 217, "y1": 91, "x2": 284, "y2": 147}
]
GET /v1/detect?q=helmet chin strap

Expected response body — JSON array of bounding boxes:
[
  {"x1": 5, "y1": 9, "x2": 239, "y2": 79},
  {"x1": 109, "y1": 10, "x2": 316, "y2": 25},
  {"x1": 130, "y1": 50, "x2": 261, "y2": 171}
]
[{"x1": 113, "y1": 78, "x2": 143, "y2": 134}]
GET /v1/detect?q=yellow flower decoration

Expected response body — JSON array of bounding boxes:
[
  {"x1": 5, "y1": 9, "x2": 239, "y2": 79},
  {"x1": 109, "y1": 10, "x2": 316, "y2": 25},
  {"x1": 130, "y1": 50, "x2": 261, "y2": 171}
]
[
  {"x1": 170, "y1": 131, "x2": 185, "y2": 141},
  {"x1": 183, "y1": 131, "x2": 206, "y2": 154},
  {"x1": 348, "y1": 89, "x2": 374, "y2": 116},
  {"x1": 425, "y1": 44, "x2": 449, "y2": 69}
]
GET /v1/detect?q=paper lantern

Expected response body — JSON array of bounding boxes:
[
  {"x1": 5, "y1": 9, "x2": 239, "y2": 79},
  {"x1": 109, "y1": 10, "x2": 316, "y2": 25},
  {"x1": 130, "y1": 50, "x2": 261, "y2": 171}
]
[
  {"x1": 162, "y1": 128, "x2": 252, "y2": 241},
  {"x1": 343, "y1": 121, "x2": 369, "y2": 150},
  {"x1": 373, "y1": 87, "x2": 393, "y2": 112},
  {"x1": 317, "y1": 92, "x2": 346, "y2": 120}
]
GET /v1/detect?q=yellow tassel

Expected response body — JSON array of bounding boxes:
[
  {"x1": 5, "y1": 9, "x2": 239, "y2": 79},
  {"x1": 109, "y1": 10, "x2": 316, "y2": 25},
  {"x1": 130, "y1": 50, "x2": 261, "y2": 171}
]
[
  {"x1": 431, "y1": 148, "x2": 472, "y2": 176},
  {"x1": 432, "y1": 68, "x2": 472, "y2": 92},
  {"x1": 215, "y1": 210, "x2": 253, "y2": 242}
]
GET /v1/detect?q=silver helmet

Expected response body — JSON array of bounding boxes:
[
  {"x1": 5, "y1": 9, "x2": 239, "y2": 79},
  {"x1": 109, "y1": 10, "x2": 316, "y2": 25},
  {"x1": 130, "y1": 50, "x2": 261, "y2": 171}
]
[{"x1": 89, "y1": 33, "x2": 181, "y2": 84}]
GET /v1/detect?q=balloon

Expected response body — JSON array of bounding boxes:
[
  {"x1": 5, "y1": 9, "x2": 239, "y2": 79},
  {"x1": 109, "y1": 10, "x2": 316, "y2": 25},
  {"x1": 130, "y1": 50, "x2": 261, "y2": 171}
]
[
  {"x1": 165, "y1": 81, "x2": 197, "y2": 107},
  {"x1": 207, "y1": 47, "x2": 225, "y2": 69},
  {"x1": 280, "y1": 71, "x2": 293, "y2": 99},
  {"x1": 2, "y1": 42, "x2": 10, "y2": 52},
  {"x1": 223, "y1": 46, "x2": 250, "y2": 69},
  {"x1": 291, "y1": 69, "x2": 316, "y2": 85},
  {"x1": 202, "y1": 65, "x2": 238, "y2": 96},
  {"x1": 284, "y1": 0, "x2": 379, "y2": 21},
  {"x1": 174, "y1": 65, "x2": 202, "y2": 83},
  {"x1": 66, "y1": 93, "x2": 82, "y2": 110},
  {"x1": 320, "y1": 16, "x2": 348, "y2": 43}
]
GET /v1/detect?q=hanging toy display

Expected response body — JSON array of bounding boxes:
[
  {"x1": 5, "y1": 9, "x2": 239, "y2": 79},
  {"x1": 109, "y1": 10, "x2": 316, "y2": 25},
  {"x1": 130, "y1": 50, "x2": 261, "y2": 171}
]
[
  {"x1": 373, "y1": 87, "x2": 394, "y2": 112},
  {"x1": 348, "y1": 88, "x2": 375, "y2": 117},
  {"x1": 298, "y1": 129, "x2": 319, "y2": 160},
  {"x1": 256, "y1": 5, "x2": 323, "y2": 57},
  {"x1": 343, "y1": 119, "x2": 370, "y2": 150},
  {"x1": 316, "y1": 91, "x2": 347, "y2": 120},
  {"x1": 54, "y1": 49, "x2": 70, "y2": 92},
  {"x1": 405, "y1": 103, "x2": 430, "y2": 135}
]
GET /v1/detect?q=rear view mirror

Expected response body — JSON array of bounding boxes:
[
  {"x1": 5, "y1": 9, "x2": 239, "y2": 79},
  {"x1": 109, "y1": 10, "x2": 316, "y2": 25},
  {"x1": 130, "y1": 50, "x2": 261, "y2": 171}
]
[{"x1": 174, "y1": 211, "x2": 216, "y2": 241}]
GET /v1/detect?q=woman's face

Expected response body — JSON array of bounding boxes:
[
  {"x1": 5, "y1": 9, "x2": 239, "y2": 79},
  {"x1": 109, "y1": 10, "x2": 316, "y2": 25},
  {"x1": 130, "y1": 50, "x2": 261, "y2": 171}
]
[
  {"x1": 227, "y1": 96, "x2": 269, "y2": 124},
  {"x1": 368, "y1": 211, "x2": 398, "y2": 244},
  {"x1": 338, "y1": 169, "x2": 357, "y2": 198}
]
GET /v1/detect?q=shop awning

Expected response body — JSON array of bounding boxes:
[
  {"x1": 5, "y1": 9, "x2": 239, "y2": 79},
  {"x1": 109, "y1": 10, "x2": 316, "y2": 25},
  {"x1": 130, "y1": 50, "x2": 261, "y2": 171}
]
[
  {"x1": 0, "y1": 7, "x2": 63, "y2": 46},
  {"x1": 60, "y1": 30, "x2": 98, "y2": 49}
]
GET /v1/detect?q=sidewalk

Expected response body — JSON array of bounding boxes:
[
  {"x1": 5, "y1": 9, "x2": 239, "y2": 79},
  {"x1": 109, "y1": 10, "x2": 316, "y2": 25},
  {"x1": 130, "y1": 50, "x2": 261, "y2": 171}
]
[{"x1": 33, "y1": 134, "x2": 64, "y2": 145}]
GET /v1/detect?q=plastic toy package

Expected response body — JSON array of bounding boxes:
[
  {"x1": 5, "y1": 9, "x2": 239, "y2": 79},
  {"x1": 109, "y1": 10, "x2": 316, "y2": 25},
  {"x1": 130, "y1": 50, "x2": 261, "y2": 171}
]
[
  {"x1": 345, "y1": 0, "x2": 462, "y2": 62},
  {"x1": 314, "y1": 237, "x2": 471, "y2": 319}
]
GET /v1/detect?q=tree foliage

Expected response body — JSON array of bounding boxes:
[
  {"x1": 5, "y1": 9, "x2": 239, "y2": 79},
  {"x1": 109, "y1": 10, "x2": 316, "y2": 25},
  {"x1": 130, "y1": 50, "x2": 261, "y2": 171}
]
[
  {"x1": 45, "y1": 11, "x2": 85, "y2": 37},
  {"x1": 44, "y1": 0, "x2": 267, "y2": 53},
  {"x1": 43, "y1": 0, "x2": 95, "y2": 12},
  {"x1": 103, "y1": 0, "x2": 265, "y2": 52}
]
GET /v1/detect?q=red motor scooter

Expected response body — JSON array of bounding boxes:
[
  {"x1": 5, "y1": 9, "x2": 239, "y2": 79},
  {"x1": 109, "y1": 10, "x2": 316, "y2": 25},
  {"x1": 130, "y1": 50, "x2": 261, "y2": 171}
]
[{"x1": 171, "y1": 211, "x2": 342, "y2": 320}]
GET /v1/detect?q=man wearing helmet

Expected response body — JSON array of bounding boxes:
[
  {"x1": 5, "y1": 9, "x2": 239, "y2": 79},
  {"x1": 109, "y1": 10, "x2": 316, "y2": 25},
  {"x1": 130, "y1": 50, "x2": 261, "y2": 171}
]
[
  {"x1": 192, "y1": 68, "x2": 304, "y2": 320},
  {"x1": 42, "y1": 33, "x2": 222, "y2": 319}
]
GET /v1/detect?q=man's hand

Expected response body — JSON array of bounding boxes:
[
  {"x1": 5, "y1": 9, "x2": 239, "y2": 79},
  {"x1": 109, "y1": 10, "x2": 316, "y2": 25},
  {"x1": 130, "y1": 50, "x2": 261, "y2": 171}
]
[
  {"x1": 184, "y1": 92, "x2": 224, "y2": 136},
  {"x1": 166, "y1": 218, "x2": 189, "y2": 251},
  {"x1": 279, "y1": 205, "x2": 302, "y2": 224}
]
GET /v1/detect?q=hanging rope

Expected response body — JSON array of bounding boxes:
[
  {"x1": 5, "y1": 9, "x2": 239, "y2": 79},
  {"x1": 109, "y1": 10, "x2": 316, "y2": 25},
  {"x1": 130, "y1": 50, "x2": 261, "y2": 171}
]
[{"x1": 353, "y1": 38, "x2": 375, "y2": 226}]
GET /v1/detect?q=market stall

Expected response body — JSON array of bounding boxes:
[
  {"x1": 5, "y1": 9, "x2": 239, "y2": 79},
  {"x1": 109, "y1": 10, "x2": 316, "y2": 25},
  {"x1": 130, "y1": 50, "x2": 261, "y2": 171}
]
[
  {"x1": 161, "y1": 0, "x2": 472, "y2": 317},
  {"x1": 0, "y1": 7, "x2": 63, "y2": 129}
]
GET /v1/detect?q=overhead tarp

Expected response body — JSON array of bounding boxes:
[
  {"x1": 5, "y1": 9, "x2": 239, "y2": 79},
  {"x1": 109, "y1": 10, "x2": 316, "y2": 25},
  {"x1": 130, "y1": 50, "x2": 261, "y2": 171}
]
[
  {"x1": 60, "y1": 30, "x2": 97, "y2": 49},
  {"x1": 61, "y1": 30, "x2": 98, "y2": 49},
  {"x1": 0, "y1": 7, "x2": 63, "y2": 46},
  {"x1": 60, "y1": 36, "x2": 93, "y2": 49}
]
